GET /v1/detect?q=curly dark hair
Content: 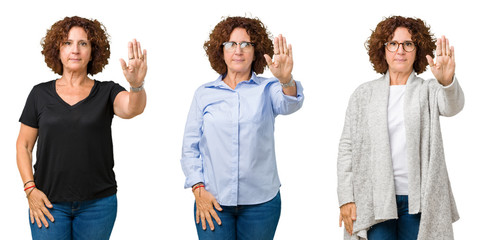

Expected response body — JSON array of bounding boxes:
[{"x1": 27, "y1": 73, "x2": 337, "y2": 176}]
[
  {"x1": 41, "y1": 16, "x2": 110, "y2": 75},
  {"x1": 366, "y1": 16, "x2": 436, "y2": 74},
  {"x1": 204, "y1": 16, "x2": 274, "y2": 75}
]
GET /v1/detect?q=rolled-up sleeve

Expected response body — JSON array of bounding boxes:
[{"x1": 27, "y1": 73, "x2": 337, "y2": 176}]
[
  {"x1": 270, "y1": 80, "x2": 304, "y2": 115},
  {"x1": 181, "y1": 92, "x2": 205, "y2": 188}
]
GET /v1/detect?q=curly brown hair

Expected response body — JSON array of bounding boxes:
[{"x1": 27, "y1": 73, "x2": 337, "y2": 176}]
[
  {"x1": 41, "y1": 16, "x2": 110, "y2": 75},
  {"x1": 366, "y1": 16, "x2": 436, "y2": 74},
  {"x1": 204, "y1": 16, "x2": 274, "y2": 75}
]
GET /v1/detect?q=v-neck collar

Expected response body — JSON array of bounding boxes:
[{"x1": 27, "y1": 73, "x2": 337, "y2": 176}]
[{"x1": 52, "y1": 79, "x2": 97, "y2": 108}]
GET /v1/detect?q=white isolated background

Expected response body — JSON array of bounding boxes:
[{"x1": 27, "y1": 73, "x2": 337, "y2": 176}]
[{"x1": 1, "y1": 0, "x2": 479, "y2": 239}]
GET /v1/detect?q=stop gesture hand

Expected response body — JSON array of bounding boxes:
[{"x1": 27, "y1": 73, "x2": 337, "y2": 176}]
[
  {"x1": 264, "y1": 34, "x2": 293, "y2": 84},
  {"x1": 120, "y1": 39, "x2": 147, "y2": 88},
  {"x1": 426, "y1": 36, "x2": 455, "y2": 86}
]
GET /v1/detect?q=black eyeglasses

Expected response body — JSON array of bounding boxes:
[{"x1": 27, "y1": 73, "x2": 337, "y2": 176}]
[
  {"x1": 222, "y1": 41, "x2": 255, "y2": 52},
  {"x1": 384, "y1": 41, "x2": 416, "y2": 52}
]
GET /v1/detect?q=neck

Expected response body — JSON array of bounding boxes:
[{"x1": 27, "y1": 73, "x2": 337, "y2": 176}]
[
  {"x1": 59, "y1": 70, "x2": 89, "y2": 87},
  {"x1": 389, "y1": 69, "x2": 412, "y2": 85},
  {"x1": 223, "y1": 71, "x2": 251, "y2": 89}
]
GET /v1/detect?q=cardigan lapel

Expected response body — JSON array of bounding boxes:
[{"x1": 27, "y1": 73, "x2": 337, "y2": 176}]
[
  {"x1": 403, "y1": 72, "x2": 422, "y2": 214},
  {"x1": 367, "y1": 73, "x2": 397, "y2": 219}
]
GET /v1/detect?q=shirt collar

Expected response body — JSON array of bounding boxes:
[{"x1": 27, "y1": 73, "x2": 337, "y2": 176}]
[{"x1": 206, "y1": 72, "x2": 260, "y2": 89}]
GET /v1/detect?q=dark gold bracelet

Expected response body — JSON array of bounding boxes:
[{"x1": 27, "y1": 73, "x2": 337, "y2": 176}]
[{"x1": 23, "y1": 180, "x2": 34, "y2": 187}]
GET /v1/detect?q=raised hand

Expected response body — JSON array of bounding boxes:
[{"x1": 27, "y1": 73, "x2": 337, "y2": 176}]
[
  {"x1": 264, "y1": 34, "x2": 293, "y2": 84},
  {"x1": 120, "y1": 39, "x2": 147, "y2": 88},
  {"x1": 426, "y1": 36, "x2": 455, "y2": 86}
]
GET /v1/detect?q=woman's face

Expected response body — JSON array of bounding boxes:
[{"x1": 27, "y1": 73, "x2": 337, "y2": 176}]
[
  {"x1": 223, "y1": 27, "x2": 255, "y2": 75},
  {"x1": 385, "y1": 27, "x2": 416, "y2": 75},
  {"x1": 59, "y1": 26, "x2": 92, "y2": 74}
]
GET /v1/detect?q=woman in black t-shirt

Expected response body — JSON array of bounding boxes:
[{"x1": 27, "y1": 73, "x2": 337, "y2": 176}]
[{"x1": 16, "y1": 16, "x2": 147, "y2": 239}]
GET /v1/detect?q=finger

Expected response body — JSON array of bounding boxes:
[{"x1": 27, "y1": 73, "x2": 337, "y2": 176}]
[
  {"x1": 132, "y1": 39, "x2": 139, "y2": 59},
  {"x1": 273, "y1": 37, "x2": 280, "y2": 55},
  {"x1": 264, "y1": 54, "x2": 273, "y2": 68},
  {"x1": 39, "y1": 214, "x2": 49, "y2": 228},
  {"x1": 196, "y1": 208, "x2": 200, "y2": 224},
  {"x1": 446, "y1": 38, "x2": 451, "y2": 57},
  {"x1": 120, "y1": 59, "x2": 128, "y2": 70},
  {"x1": 143, "y1": 49, "x2": 147, "y2": 63},
  {"x1": 435, "y1": 38, "x2": 442, "y2": 56},
  {"x1": 200, "y1": 212, "x2": 207, "y2": 230},
  {"x1": 42, "y1": 207, "x2": 54, "y2": 222},
  {"x1": 35, "y1": 215, "x2": 42, "y2": 228},
  {"x1": 137, "y1": 41, "x2": 143, "y2": 59},
  {"x1": 30, "y1": 209, "x2": 34, "y2": 224},
  {"x1": 128, "y1": 42, "x2": 134, "y2": 60},
  {"x1": 451, "y1": 46, "x2": 455, "y2": 61},
  {"x1": 210, "y1": 209, "x2": 222, "y2": 226},
  {"x1": 213, "y1": 201, "x2": 223, "y2": 211},
  {"x1": 43, "y1": 196, "x2": 53, "y2": 209},
  {"x1": 426, "y1": 55, "x2": 434, "y2": 68},
  {"x1": 441, "y1": 36, "x2": 446, "y2": 56},
  {"x1": 278, "y1": 34, "x2": 284, "y2": 54},
  {"x1": 205, "y1": 214, "x2": 216, "y2": 230},
  {"x1": 343, "y1": 216, "x2": 352, "y2": 235},
  {"x1": 288, "y1": 44, "x2": 293, "y2": 58},
  {"x1": 339, "y1": 213, "x2": 343, "y2": 227},
  {"x1": 283, "y1": 36, "x2": 288, "y2": 53},
  {"x1": 351, "y1": 205, "x2": 357, "y2": 221}
]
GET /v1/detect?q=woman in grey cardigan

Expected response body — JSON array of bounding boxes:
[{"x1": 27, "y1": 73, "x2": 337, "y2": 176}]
[{"x1": 337, "y1": 16, "x2": 464, "y2": 240}]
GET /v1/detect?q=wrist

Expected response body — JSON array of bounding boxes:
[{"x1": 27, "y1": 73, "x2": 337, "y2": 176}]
[
  {"x1": 192, "y1": 182, "x2": 205, "y2": 193},
  {"x1": 24, "y1": 180, "x2": 35, "y2": 188},
  {"x1": 280, "y1": 75, "x2": 295, "y2": 88},
  {"x1": 130, "y1": 81, "x2": 145, "y2": 92}
]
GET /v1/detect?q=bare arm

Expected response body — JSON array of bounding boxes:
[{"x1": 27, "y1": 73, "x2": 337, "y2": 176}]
[
  {"x1": 16, "y1": 124, "x2": 54, "y2": 228},
  {"x1": 115, "y1": 39, "x2": 147, "y2": 119}
]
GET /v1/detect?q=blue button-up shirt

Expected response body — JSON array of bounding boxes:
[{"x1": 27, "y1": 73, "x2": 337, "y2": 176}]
[{"x1": 181, "y1": 73, "x2": 304, "y2": 206}]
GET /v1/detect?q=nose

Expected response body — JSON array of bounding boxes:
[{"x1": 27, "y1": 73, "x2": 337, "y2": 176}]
[
  {"x1": 396, "y1": 44, "x2": 406, "y2": 54},
  {"x1": 72, "y1": 43, "x2": 80, "y2": 53},
  {"x1": 234, "y1": 44, "x2": 242, "y2": 54}
]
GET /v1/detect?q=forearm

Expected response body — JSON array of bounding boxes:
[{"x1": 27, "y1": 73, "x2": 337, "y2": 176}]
[
  {"x1": 127, "y1": 89, "x2": 146, "y2": 117},
  {"x1": 279, "y1": 75, "x2": 297, "y2": 96},
  {"x1": 16, "y1": 145, "x2": 35, "y2": 189}
]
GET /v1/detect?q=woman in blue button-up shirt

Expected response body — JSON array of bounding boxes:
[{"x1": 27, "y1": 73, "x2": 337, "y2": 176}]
[{"x1": 181, "y1": 16, "x2": 304, "y2": 240}]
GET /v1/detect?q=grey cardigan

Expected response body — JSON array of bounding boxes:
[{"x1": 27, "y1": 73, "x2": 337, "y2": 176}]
[{"x1": 337, "y1": 72, "x2": 464, "y2": 240}]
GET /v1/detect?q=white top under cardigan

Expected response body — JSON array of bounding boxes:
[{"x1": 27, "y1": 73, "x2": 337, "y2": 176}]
[
  {"x1": 337, "y1": 71, "x2": 464, "y2": 240},
  {"x1": 388, "y1": 85, "x2": 409, "y2": 195}
]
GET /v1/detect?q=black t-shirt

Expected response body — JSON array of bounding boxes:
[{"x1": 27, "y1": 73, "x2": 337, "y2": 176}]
[{"x1": 19, "y1": 80, "x2": 126, "y2": 202}]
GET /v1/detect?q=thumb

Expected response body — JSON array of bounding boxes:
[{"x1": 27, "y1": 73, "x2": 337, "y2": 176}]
[
  {"x1": 426, "y1": 55, "x2": 435, "y2": 68},
  {"x1": 119, "y1": 58, "x2": 128, "y2": 71},
  {"x1": 43, "y1": 195, "x2": 53, "y2": 208},
  {"x1": 264, "y1": 54, "x2": 273, "y2": 68},
  {"x1": 213, "y1": 200, "x2": 223, "y2": 212}
]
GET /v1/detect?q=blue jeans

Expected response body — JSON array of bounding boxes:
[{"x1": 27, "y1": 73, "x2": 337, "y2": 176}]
[
  {"x1": 30, "y1": 194, "x2": 117, "y2": 240},
  {"x1": 195, "y1": 191, "x2": 281, "y2": 240},
  {"x1": 367, "y1": 195, "x2": 421, "y2": 240}
]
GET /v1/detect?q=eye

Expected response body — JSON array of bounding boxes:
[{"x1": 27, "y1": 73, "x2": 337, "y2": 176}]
[
  {"x1": 389, "y1": 42, "x2": 398, "y2": 46},
  {"x1": 80, "y1": 42, "x2": 88, "y2": 46},
  {"x1": 63, "y1": 41, "x2": 71, "y2": 46},
  {"x1": 223, "y1": 42, "x2": 236, "y2": 49},
  {"x1": 240, "y1": 42, "x2": 249, "y2": 48},
  {"x1": 404, "y1": 41, "x2": 414, "y2": 47}
]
